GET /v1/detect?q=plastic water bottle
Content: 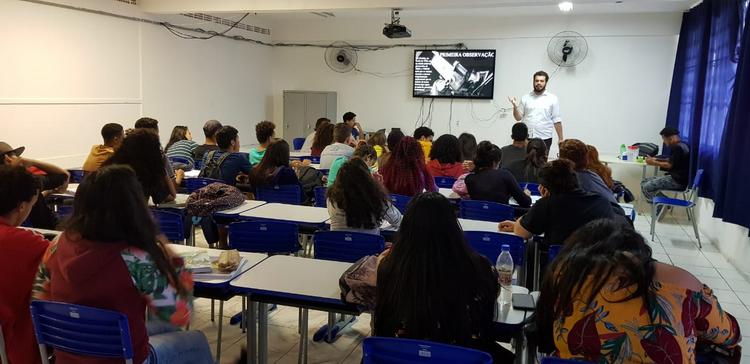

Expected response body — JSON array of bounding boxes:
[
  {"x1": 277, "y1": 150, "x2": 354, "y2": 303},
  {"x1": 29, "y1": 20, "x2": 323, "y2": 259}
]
[
  {"x1": 619, "y1": 144, "x2": 627, "y2": 159},
  {"x1": 496, "y1": 245, "x2": 514, "y2": 305}
]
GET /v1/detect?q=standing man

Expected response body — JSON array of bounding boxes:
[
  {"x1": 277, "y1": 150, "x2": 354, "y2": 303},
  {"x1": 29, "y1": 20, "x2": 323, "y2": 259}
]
[
  {"x1": 508, "y1": 70, "x2": 563, "y2": 152},
  {"x1": 343, "y1": 111, "x2": 365, "y2": 141}
]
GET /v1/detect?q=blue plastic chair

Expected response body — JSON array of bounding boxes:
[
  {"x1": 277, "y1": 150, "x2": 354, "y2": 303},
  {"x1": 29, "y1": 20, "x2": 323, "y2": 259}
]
[
  {"x1": 30, "y1": 300, "x2": 134, "y2": 364},
  {"x1": 314, "y1": 186, "x2": 327, "y2": 208},
  {"x1": 362, "y1": 337, "x2": 492, "y2": 364},
  {"x1": 434, "y1": 176, "x2": 457, "y2": 189},
  {"x1": 68, "y1": 169, "x2": 85, "y2": 183},
  {"x1": 256, "y1": 185, "x2": 302, "y2": 205},
  {"x1": 313, "y1": 231, "x2": 385, "y2": 263},
  {"x1": 650, "y1": 169, "x2": 703, "y2": 248},
  {"x1": 389, "y1": 194, "x2": 411, "y2": 214},
  {"x1": 184, "y1": 177, "x2": 224, "y2": 193},
  {"x1": 548, "y1": 244, "x2": 562, "y2": 262},
  {"x1": 168, "y1": 156, "x2": 193, "y2": 170},
  {"x1": 194, "y1": 159, "x2": 204, "y2": 170},
  {"x1": 152, "y1": 210, "x2": 185, "y2": 243},
  {"x1": 293, "y1": 137, "x2": 306, "y2": 151},
  {"x1": 228, "y1": 221, "x2": 299, "y2": 254},
  {"x1": 464, "y1": 231, "x2": 526, "y2": 285},
  {"x1": 520, "y1": 182, "x2": 541, "y2": 196},
  {"x1": 459, "y1": 200, "x2": 514, "y2": 222},
  {"x1": 56, "y1": 205, "x2": 74, "y2": 222}
]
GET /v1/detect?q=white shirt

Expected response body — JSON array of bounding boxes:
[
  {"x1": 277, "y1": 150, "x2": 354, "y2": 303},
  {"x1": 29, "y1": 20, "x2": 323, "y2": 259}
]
[
  {"x1": 319, "y1": 143, "x2": 354, "y2": 169},
  {"x1": 299, "y1": 131, "x2": 315, "y2": 153},
  {"x1": 519, "y1": 90, "x2": 562, "y2": 139}
]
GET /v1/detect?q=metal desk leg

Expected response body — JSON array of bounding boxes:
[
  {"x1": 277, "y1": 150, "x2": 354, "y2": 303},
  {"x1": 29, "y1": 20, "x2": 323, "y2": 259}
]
[
  {"x1": 642, "y1": 165, "x2": 647, "y2": 181},
  {"x1": 216, "y1": 300, "x2": 224, "y2": 363},
  {"x1": 259, "y1": 302, "x2": 269, "y2": 364},
  {"x1": 298, "y1": 308, "x2": 309, "y2": 364},
  {"x1": 247, "y1": 300, "x2": 257, "y2": 364},
  {"x1": 514, "y1": 331, "x2": 525, "y2": 364}
]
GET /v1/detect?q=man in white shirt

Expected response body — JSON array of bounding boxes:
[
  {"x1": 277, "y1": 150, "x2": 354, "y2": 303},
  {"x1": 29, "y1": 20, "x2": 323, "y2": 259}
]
[
  {"x1": 319, "y1": 123, "x2": 355, "y2": 169},
  {"x1": 299, "y1": 117, "x2": 330, "y2": 153},
  {"x1": 508, "y1": 70, "x2": 563, "y2": 153}
]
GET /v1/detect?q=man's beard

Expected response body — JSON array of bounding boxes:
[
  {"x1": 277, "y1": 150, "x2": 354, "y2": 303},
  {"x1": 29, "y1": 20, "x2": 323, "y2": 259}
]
[{"x1": 534, "y1": 85, "x2": 546, "y2": 94}]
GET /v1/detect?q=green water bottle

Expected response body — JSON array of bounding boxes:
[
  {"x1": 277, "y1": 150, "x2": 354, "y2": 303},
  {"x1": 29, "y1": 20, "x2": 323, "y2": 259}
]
[{"x1": 619, "y1": 144, "x2": 626, "y2": 159}]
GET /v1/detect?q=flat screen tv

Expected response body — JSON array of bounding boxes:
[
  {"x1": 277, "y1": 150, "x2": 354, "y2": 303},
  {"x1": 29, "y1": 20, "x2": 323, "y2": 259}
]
[{"x1": 413, "y1": 49, "x2": 496, "y2": 99}]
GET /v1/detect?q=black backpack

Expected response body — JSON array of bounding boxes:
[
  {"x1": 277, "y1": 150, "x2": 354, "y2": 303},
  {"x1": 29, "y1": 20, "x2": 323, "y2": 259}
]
[
  {"x1": 631, "y1": 143, "x2": 659, "y2": 157},
  {"x1": 297, "y1": 166, "x2": 324, "y2": 204},
  {"x1": 198, "y1": 150, "x2": 232, "y2": 180}
]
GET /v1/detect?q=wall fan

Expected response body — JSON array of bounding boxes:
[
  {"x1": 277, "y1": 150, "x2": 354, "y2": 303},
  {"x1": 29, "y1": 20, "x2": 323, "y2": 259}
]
[
  {"x1": 547, "y1": 31, "x2": 588, "y2": 67},
  {"x1": 324, "y1": 41, "x2": 358, "y2": 73}
]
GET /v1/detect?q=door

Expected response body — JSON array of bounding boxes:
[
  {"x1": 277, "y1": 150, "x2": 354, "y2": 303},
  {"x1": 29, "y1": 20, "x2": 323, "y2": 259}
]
[
  {"x1": 304, "y1": 93, "x2": 328, "y2": 138},
  {"x1": 283, "y1": 91, "x2": 306, "y2": 144}
]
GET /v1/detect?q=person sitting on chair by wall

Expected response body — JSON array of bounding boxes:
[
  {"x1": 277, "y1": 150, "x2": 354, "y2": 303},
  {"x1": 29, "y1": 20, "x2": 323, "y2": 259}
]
[{"x1": 641, "y1": 127, "x2": 691, "y2": 203}]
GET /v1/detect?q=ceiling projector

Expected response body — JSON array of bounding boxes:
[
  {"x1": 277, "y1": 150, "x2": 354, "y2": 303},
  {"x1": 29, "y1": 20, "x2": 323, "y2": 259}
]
[{"x1": 383, "y1": 9, "x2": 411, "y2": 38}]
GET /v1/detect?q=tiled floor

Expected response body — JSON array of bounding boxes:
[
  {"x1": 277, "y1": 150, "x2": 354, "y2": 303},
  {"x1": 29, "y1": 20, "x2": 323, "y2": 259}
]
[{"x1": 187, "y1": 208, "x2": 750, "y2": 363}]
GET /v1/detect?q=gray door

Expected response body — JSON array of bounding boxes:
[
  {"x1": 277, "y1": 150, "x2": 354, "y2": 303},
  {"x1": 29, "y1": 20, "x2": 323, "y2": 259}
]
[
  {"x1": 304, "y1": 93, "x2": 328, "y2": 138},
  {"x1": 283, "y1": 92, "x2": 306, "y2": 144}
]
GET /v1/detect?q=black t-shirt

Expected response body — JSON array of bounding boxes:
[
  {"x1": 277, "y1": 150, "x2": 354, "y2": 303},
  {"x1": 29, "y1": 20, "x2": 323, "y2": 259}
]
[
  {"x1": 520, "y1": 189, "x2": 616, "y2": 244},
  {"x1": 193, "y1": 144, "x2": 220, "y2": 163},
  {"x1": 504, "y1": 160, "x2": 540, "y2": 183},
  {"x1": 666, "y1": 142, "x2": 690, "y2": 186},
  {"x1": 465, "y1": 168, "x2": 531, "y2": 207}
]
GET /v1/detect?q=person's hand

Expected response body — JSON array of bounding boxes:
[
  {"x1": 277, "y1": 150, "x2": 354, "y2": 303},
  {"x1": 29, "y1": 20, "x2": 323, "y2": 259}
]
[
  {"x1": 645, "y1": 157, "x2": 656, "y2": 166},
  {"x1": 290, "y1": 160, "x2": 302, "y2": 169},
  {"x1": 498, "y1": 220, "x2": 515, "y2": 233},
  {"x1": 463, "y1": 160, "x2": 475, "y2": 172},
  {"x1": 523, "y1": 188, "x2": 532, "y2": 197},
  {"x1": 236, "y1": 173, "x2": 249, "y2": 184},
  {"x1": 302, "y1": 159, "x2": 311, "y2": 166},
  {"x1": 508, "y1": 96, "x2": 519, "y2": 108},
  {"x1": 175, "y1": 169, "x2": 185, "y2": 180},
  {"x1": 558, "y1": 138, "x2": 564, "y2": 145}
]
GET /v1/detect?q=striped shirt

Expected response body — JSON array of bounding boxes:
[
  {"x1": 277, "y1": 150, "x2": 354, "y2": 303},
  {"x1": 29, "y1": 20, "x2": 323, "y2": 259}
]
[{"x1": 166, "y1": 140, "x2": 199, "y2": 166}]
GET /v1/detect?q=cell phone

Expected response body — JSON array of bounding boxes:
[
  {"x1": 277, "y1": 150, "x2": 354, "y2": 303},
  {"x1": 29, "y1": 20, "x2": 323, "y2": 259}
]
[{"x1": 511, "y1": 293, "x2": 535, "y2": 311}]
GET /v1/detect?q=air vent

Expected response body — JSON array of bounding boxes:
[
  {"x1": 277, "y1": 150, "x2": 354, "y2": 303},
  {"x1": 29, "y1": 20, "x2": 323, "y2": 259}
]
[{"x1": 182, "y1": 13, "x2": 270, "y2": 35}]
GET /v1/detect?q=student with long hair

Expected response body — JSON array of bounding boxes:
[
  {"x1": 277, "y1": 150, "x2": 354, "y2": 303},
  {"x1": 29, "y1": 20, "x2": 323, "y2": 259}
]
[
  {"x1": 165, "y1": 125, "x2": 199, "y2": 170},
  {"x1": 327, "y1": 144, "x2": 380, "y2": 187},
  {"x1": 327, "y1": 158, "x2": 401, "y2": 234},
  {"x1": 427, "y1": 134, "x2": 466, "y2": 178},
  {"x1": 366, "y1": 131, "x2": 388, "y2": 159},
  {"x1": 379, "y1": 129, "x2": 405, "y2": 167},
  {"x1": 505, "y1": 138, "x2": 547, "y2": 183},
  {"x1": 311, "y1": 123, "x2": 334, "y2": 157},
  {"x1": 560, "y1": 139, "x2": 625, "y2": 216},
  {"x1": 380, "y1": 136, "x2": 437, "y2": 196},
  {"x1": 249, "y1": 139, "x2": 300, "y2": 189},
  {"x1": 586, "y1": 144, "x2": 614, "y2": 189},
  {"x1": 300, "y1": 117, "x2": 330, "y2": 153},
  {"x1": 458, "y1": 132, "x2": 478, "y2": 161},
  {"x1": 536, "y1": 219, "x2": 740, "y2": 362},
  {"x1": 375, "y1": 192, "x2": 513, "y2": 362},
  {"x1": 250, "y1": 121, "x2": 276, "y2": 165},
  {"x1": 104, "y1": 128, "x2": 176, "y2": 204},
  {"x1": 33, "y1": 164, "x2": 212, "y2": 363},
  {"x1": 465, "y1": 141, "x2": 531, "y2": 207}
]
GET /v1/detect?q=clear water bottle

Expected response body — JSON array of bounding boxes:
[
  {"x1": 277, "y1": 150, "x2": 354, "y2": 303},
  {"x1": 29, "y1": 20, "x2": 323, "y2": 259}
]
[{"x1": 496, "y1": 244, "x2": 514, "y2": 305}]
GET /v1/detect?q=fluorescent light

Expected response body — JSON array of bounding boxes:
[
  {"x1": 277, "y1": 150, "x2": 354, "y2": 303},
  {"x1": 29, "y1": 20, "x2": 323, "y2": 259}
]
[{"x1": 558, "y1": 1, "x2": 573, "y2": 12}]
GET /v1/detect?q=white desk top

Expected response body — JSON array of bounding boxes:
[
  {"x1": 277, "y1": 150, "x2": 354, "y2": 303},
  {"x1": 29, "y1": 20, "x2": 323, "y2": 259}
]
[
  {"x1": 599, "y1": 154, "x2": 647, "y2": 166},
  {"x1": 494, "y1": 286, "x2": 533, "y2": 325},
  {"x1": 309, "y1": 163, "x2": 321, "y2": 170},
  {"x1": 166, "y1": 244, "x2": 268, "y2": 286},
  {"x1": 438, "y1": 188, "x2": 460, "y2": 200},
  {"x1": 457, "y1": 218, "x2": 504, "y2": 233},
  {"x1": 214, "y1": 200, "x2": 267, "y2": 217},
  {"x1": 51, "y1": 183, "x2": 79, "y2": 198},
  {"x1": 230, "y1": 255, "x2": 351, "y2": 305},
  {"x1": 509, "y1": 195, "x2": 542, "y2": 206},
  {"x1": 290, "y1": 151, "x2": 311, "y2": 158},
  {"x1": 184, "y1": 169, "x2": 201, "y2": 178},
  {"x1": 22, "y1": 227, "x2": 62, "y2": 237},
  {"x1": 150, "y1": 194, "x2": 190, "y2": 209},
  {"x1": 238, "y1": 203, "x2": 330, "y2": 225}
]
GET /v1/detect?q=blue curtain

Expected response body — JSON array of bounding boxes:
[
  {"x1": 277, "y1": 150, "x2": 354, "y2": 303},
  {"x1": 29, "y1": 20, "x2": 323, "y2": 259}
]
[{"x1": 714, "y1": 1, "x2": 750, "y2": 231}]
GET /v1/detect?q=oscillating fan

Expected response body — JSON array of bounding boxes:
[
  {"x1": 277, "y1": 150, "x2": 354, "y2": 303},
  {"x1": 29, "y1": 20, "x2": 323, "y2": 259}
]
[
  {"x1": 547, "y1": 31, "x2": 588, "y2": 67},
  {"x1": 324, "y1": 41, "x2": 358, "y2": 73}
]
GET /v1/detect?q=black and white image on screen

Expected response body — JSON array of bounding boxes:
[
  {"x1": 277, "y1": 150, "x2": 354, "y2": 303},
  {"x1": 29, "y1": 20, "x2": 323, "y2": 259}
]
[{"x1": 413, "y1": 50, "x2": 496, "y2": 99}]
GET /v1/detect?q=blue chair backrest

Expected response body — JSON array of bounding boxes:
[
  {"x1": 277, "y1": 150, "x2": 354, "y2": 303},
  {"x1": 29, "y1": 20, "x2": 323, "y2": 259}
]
[
  {"x1": 389, "y1": 194, "x2": 411, "y2": 214},
  {"x1": 464, "y1": 231, "x2": 525, "y2": 266},
  {"x1": 459, "y1": 200, "x2": 514, "y2": 222},
  {"x1": 548, "y1": 244, "x2": 563, "y2": 262},
  {"x1": 256, "y1": 185, "x2": 302, "y2": 205},
  {"x1": 168, "y1": 156, "x2": 192, "y2": 167},
  {"x1": 293, "y1": 137, "x2": 306, "y2": 150},
  {"x1": 314, "y1": 186, "x2": 327, "y2": 208},
  {"x1": 434, "y1": 176, "x2": 457, "y2": 189},
  {"x1": 541, "y1": 358, "x2": 594, "y2": 364},
  {"x1": 152, "y1": 210, "x2": 185, "y2": 242},
  {"x1": 56, "y1": 205, "x2": 74, "y2": 222},
  {"x1": 30, "y1": 300, "x2": 134, "y2": 362},
  {"x1": 68, "y1": 169, "x2": 85, "y2": 183},
  {"x1": 689, "y1": 169, "x2": 704, "y2": 198},
  {"x1": 362, "y1": 337, "x2": 492, "y2": 364},
  {"x1": 184, "y1": 177, "x2": 224, "y2": 193},
  {"x1": 309, "y1": 156, "x2": 321, "y2": 164},
  {"x1": 194, "y1": 159, "x2": 204, "y2": 170},
  {"x1": 520, "y1": 182, "x2": 541, "y2": 196},
  {"x1": 314, "y1": 231, "x2": 385, "y2": 263},
  {"x1": 228, "y1": 221, "x2": 299, "y2": 254}
]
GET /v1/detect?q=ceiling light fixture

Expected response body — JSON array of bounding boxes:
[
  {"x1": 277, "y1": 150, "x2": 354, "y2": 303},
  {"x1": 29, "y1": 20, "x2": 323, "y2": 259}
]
[{"x1": 558, "y1": 1, "x2": 573, "y2": 12}]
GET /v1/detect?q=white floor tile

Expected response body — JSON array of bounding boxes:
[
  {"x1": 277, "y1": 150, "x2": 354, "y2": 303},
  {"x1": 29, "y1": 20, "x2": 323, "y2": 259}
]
[
  {"x1": 721, "y1": 303, "x2": 750, "y2": 320},
  {"x1": 734, "y1": 292, "x2": 750, "y2": 307},
  {"x1": 720, "y1": 269, "x2": 750, "y2": 281},
  {"x1": 728, "y1": 280, "x2": 750, "y2": 294},
  {"x1": 700, "y1": 276, "x2": 731, "y2": 291},
  {"x1": 651, "y1": 253, "x2": 672, "y2": 264},
  {"x1": 680, "y1": 266, "x2": 722, "y2": 278},
  {"x1": 712, "y1": 289, "x2": 743, "y2": 305},
  {"x1": 669, "y1": 255, "x2": 713, "y2": 268}
]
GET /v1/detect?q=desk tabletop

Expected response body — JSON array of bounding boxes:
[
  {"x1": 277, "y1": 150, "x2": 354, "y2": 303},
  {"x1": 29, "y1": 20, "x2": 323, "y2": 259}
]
[
  {"x1": 51, "y1": 183, "x2": 79, "y2": 198},
  {"x1": 150, "y1": 194, "x2": 190, "y2": 209},
  {"x1": 438, "y1": 188, "x2": 460, "y2": 200},
  {"x1": 600, "y1": 154, "x2": 646, "y2": 166},
  {"x1": 230, "y1": 255, "x2": 351, "y2": 307},
  {"x1": 289, "y1": 151, "x2": 311, "y2": 159},
  {"x1": 238, "y1": 203, "x2": 330, "y2": 225},
  {"x1": 494, "y1": 286, "x2": 533, "y2": 325},
  {"x1": 509, "y1": 195, "x2": 542, "y2": 206},
  {"x1": 184, "y1": 169, "x2": 201, "y2": 178},
  {"x1": 166, "y1": 244, "x2": 268, "y2": 286},
  {"x1": 214, "y1": 200, "x2": 267, "y2": 217}
]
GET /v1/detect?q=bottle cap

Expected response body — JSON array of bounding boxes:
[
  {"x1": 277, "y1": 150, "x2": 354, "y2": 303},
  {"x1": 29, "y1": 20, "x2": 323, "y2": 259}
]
[{"x1": 501, "y1": 244, "x2": 510, "y2": 250}]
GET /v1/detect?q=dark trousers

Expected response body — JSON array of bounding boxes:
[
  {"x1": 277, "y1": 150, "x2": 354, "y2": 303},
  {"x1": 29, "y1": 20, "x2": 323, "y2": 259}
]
[{"x1": 543, "y1": 138, "x2": 553, "y2": 153}]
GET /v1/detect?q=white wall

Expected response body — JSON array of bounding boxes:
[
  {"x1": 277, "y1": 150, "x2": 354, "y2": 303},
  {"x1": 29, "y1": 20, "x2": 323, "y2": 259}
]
[
  {"x1": 696, "y1": 198, "x2": 750, "y2": 276},
  {"x1": 0, "y1": 0, "x2": 274, "y2": 168}
]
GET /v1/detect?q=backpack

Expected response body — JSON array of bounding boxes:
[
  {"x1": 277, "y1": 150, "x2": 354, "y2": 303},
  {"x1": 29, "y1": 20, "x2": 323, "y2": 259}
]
[
  {"x1": 186, "y1": 182, "x2": 245, "y2": 217},
  {"x1": 297, "y1": 166, "x2": 324, "y2": 204},
  {"x1": 198, "y1": 150, "x2": 232, "y2": 180},
  {"x1": 631, "y1": 142, "x2": 659, "y2": 157}
]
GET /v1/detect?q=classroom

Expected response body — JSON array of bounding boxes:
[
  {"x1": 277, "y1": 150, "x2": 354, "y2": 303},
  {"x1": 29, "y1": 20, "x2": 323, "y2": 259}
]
[{"x1": 2, "y1": 0, "x2": 750, "y2": 363}]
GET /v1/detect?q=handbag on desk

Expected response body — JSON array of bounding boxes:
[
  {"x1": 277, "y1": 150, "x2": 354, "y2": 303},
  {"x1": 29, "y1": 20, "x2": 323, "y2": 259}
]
[{"x1": 186, "y1": 183, "x2": 245, "y2": 217}]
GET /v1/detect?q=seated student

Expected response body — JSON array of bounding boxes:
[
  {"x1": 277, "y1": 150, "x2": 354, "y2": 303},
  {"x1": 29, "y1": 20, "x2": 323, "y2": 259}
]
[
  {"x1": 536, "y1": 219, "x2": 741, "y2": 362},
  {"x1": 458, "y1": 132, "x2": 478, "y2": 161},
  {"x1": 0, "y1": 142, "x2": 70, "y2": 229},
  {"x1": 327, "y1": 158, "x2": 402, "y2": 234},
  {"x1": 319, "y1": 123, "x2": 355, "y2": 169},
  {"x1": 193, "y1": 119, "x2": 223, "y2": 162},
  {"x1": 379, "y1": 128, "x2": 404, "y2": 167},
  {"x1": 380, "y1": 136, "x2": 437, "y2": 196},
  {"x1": 134, "y1": 117, "x2": 184, "y2": 189},
  {"x1": 413, "y1": 126, "x2": 435, "y2": 160},
  {"x1": 559, "y1": 139, "x2": 625, "y2": 216},
  {"x1": 0, "y1": 166, "x2": 49, "y2": 364},
  {"x1": 641, "y1": 127, "x2": 691, "y2": 202},
  {"x1": 300, "y1": 117, "x2": 330, "y2": 153},
  {"x1": 587, "y1": 144, "x2": 614, "y2": 190},
  {"x1": 375, "y1": 192, "x2": 514, "y2": 363},
  {"x1": 427, "y1": 134, "x2": 466, "y2": 178},
  {"x1": 165, "y1": 126, "x2": 199, "y2": 170},
  {"x1": 505, "y1": 138, "x2": 547, "y2": 183},
  {"x1": 249, "y1": 139, "x2": 301, "y2": 189},
  {"x1": 343, "y1": 111, "x2": 364, "y2": 141},
  {"x1": 327, "y1": 144, "x2": 379, "y2": 187},
  {"x1": 465, "y1": 141, "x2": 531, "y2": 207},
  {"x1": 83, "y1": 123, "x2": 124, "y2": 175},
  {"x1": 311, "y1": 123, "x2": 334, "y2": 157},
  {"x1": 104, "y1": 128, "x2": 176, "y2": 204},
  {"x1": 500, "y1": 123, "x2": 528, "y2": 167},
  {"x1": 200, "y1": 126, "x2": 252, "y2": 187},
  {"x1": 366, "y1": 131, "x2": 387, "y2": 159},
  {"x1": 250, "y1": 121, "x2": 276, "y2": 165},
  {"x1": 499, "y1": 159, "x2": 617, "y2": 244},
  {"x1": 33, "y1": 164, "x2": 212, "y2": 364}
]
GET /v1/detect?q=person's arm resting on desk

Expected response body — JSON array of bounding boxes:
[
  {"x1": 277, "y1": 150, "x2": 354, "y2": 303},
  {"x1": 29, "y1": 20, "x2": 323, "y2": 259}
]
[{"x1": 645, "y1": 157, "x2": 671, "y2": 170}]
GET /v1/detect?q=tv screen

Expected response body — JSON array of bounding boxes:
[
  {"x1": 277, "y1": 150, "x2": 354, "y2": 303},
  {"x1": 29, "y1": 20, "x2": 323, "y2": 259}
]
[{"x1": 413, "y1": 49, "x2": 496, "y2": 99}]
